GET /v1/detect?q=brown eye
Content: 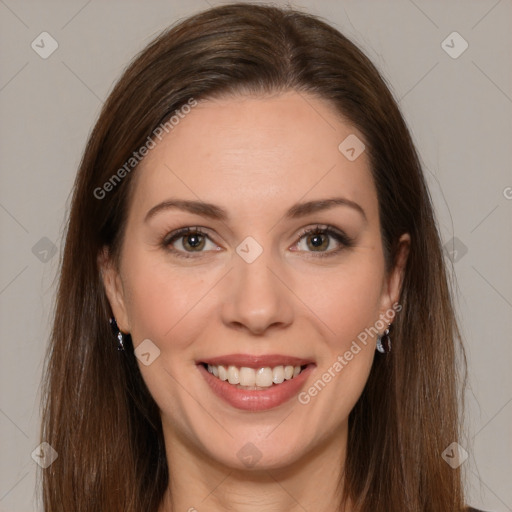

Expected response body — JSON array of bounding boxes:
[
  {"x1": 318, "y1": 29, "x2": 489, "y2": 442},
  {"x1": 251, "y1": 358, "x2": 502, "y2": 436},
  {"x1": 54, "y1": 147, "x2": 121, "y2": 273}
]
[
  {"x1": 181, "y1": 232, "x2": 206, "y2": 251},
  {"x1": 163, "y1": 227, "x2": 218, "y2": 258},
  {"x1": 305, "y1": 232, "x2": 330, "y2": 251},
  {"x1": 294, "y1": 225, "x2": 354, "y2": 257}
]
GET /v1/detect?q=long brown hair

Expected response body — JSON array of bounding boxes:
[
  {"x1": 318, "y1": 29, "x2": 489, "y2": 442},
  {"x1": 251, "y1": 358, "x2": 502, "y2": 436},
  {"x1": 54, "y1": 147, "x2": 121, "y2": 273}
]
[{"x1": 39, "y1": 3, "x2": 467, "y2": 510}]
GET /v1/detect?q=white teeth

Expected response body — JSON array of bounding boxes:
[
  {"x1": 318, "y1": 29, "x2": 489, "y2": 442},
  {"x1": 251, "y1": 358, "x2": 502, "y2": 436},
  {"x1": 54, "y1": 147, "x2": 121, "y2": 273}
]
[
  {"x1": 272, "y1": 365, "x2": 285, "y2": 384},
  {"x1": 208, "y1": 364, "x2": 219, "y2": 377},
  {"x1": 239, "y1": 367, "x2": 256, "y2": 386},
  {"x1": 227, "y1": 365, "x2": 240, "y2": 384},
  {"x1": 206, "y1": 363, "x2": 305, "y2": 387},
  {"x1": 218, "y1": 365, "x2": 228, "y2": 381},
  {"x1": 255, "y1": 367, "x2": 273, "y2": 387}
]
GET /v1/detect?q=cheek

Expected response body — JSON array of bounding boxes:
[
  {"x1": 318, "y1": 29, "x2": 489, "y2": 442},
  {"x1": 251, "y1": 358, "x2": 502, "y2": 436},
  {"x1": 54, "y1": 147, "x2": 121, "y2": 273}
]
[
  {"x1": 294, "y1": 265, "x2": 381, "y2": 435},
  {"x1": 120, "y1": 247, "x2": 195, "y2": 344},
  {"x1": 297, "y1": 257, "x2": 385, "y2": 348},
  {"x1": 119, "y1": 249, "x2": 211, "y2": 416},
  {"x1": 293, "y1": 253, "x2": 383, "y2": 409}
]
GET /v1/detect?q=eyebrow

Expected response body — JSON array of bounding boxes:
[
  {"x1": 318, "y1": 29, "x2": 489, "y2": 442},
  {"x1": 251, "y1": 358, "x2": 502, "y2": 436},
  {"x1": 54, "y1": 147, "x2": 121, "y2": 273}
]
[{"x1": 144, "y1": 197, "x2": 367, "y2": 223}]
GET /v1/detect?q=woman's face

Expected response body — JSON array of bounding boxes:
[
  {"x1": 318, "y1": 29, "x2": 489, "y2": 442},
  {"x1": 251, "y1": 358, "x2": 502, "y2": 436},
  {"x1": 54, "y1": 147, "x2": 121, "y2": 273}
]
[{"x1": 102, "y1": 91, "x2": 409, "y2": 472}]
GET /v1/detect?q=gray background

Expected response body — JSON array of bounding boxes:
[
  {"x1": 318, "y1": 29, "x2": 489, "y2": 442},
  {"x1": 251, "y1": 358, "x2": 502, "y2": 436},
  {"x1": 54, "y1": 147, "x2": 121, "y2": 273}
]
[{"x1": 0, "y1": 0, "x2": 511, "y2": 510}]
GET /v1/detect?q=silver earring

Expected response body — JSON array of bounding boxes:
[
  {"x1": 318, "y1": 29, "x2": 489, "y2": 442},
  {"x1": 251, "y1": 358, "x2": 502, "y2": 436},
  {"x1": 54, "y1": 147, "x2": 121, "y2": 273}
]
[
  {"x1": 109, "y1": 317, "x2": 125, "y2": 351},
  {"x1": 376, "y1": 324, "x2": 392, "y2": 354}
]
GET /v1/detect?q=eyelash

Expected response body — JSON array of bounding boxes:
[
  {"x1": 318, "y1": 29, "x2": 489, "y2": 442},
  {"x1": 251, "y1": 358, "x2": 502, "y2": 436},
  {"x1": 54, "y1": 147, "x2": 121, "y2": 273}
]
[{"x1": 162, "y1": 224, "x2": 354, "y2": 259}]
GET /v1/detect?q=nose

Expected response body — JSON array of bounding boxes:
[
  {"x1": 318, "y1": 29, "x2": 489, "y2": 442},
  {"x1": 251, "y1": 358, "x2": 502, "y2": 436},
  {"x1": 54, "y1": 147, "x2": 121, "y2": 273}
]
[{"x1": 220, "y1": 243, "x2": 294, "y2": 336}]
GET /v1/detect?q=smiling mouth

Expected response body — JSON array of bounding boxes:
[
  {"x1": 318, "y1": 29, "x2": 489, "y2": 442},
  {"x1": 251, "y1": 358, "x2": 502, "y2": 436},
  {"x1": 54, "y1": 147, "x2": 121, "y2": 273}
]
[{"x1": 200, "y1": 362, "x2": 310, "y2": 390}]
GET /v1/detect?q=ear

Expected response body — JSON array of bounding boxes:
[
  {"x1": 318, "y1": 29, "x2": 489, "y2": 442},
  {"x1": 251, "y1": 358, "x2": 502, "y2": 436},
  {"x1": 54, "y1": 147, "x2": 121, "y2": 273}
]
[
  {"x1": 98, "y1": 247, "x2": 131, "y2": 333},
  {"x1": 378, "y1": 233, "x2": 410, "y2": 318}
]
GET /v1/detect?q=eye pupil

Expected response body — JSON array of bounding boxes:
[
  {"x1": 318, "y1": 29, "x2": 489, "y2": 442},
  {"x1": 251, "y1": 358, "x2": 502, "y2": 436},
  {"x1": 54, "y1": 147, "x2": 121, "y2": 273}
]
[
  {"x1": 308, "y1": 233, "x2": 328, "y2": 250},
  {"x1": 184, "y1": 233, "x2": 204, "y2": 250}
]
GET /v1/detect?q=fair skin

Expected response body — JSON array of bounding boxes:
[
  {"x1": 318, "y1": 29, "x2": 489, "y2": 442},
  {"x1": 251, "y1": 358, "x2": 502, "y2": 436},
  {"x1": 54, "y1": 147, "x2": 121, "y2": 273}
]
[{"x1": 101, "y1": 90, "x2": 410, "y2": 512}]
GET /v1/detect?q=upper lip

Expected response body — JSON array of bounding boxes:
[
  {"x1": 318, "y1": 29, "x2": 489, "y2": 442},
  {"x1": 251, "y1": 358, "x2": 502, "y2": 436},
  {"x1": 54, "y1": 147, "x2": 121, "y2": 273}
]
[{"x1": 198, "y1": 354, "x2": 314, "y2": 369}]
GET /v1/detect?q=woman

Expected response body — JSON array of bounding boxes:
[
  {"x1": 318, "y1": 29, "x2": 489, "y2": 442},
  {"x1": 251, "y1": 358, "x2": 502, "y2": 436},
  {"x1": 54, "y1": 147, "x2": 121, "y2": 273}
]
[{"x1": 39, "y1": 3, "x2": 485, "y2": 511}]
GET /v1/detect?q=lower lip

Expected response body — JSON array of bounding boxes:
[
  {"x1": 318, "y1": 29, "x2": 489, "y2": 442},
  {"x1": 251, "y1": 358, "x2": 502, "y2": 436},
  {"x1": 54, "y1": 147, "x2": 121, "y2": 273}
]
[{"x1": 198, "y1": 363, "x2": 315, "y2": 411}]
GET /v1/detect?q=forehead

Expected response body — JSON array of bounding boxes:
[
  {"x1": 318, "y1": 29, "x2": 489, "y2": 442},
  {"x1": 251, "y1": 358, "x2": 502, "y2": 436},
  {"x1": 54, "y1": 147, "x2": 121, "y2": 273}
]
[{"x1": 129, "y1": 91, "x2": 378, "y2": 223}]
